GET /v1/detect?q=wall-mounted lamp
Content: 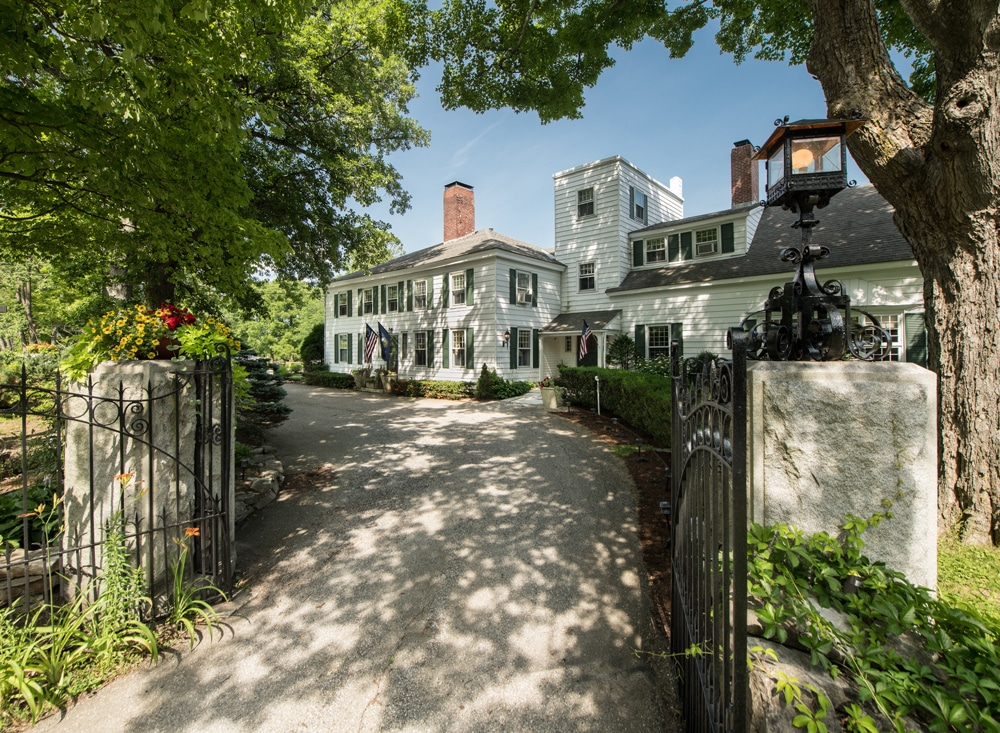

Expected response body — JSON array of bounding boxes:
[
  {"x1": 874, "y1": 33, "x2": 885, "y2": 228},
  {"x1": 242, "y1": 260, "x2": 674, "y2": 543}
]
[{"x1": 500, "y1": 328, "x2": 511, "y2": 348}]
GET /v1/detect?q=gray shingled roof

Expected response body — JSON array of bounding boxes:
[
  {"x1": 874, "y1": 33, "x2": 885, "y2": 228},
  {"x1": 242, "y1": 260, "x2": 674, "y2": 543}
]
[
  {"x1": 335, "y1": 228, "x2": 558, "y2": 282},
  {"x1": 608, "y1": 185, "x2": 913, "y2": 293},
  {"x1": 540, "y1": 310, "x2": 622, "y2": 333}
]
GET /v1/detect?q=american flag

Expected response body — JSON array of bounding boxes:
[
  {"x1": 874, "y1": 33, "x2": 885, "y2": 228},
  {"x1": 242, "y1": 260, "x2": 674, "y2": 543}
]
[
  {"x1": 579, "y1": 320, "x2": 593, "y2": 359},
  {"x1": 364, "y1": 324, "x2": 378, "y2": 363}
]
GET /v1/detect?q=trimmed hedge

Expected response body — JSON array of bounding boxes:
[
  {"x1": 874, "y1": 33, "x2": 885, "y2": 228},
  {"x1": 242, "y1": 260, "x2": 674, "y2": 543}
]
[
  {"x1": 301, "y1": 371, "x2": 356, "y2": 389},
  {"x1": 557, "y1": 365, "x2": 671, "y2": 446},
  {"x1": 392, "y1": 379, "x2": 475, "y2": 400}
]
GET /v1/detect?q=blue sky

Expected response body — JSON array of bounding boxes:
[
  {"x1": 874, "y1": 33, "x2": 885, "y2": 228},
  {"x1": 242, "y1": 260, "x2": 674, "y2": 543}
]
[{"x1": 369, "y1": 30, "x2": 866, "y2": 253}]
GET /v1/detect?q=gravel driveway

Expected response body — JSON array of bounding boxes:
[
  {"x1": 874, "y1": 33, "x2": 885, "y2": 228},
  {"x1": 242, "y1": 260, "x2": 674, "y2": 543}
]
[{"x1": 33, "y1": 383, "x2": 676, "y2": 732}]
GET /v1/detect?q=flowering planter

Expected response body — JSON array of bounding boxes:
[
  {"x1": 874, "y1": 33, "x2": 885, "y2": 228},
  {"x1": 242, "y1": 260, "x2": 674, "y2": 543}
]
[{"x1": 540, "y1": 386, "x2": 561, "y2": 410}]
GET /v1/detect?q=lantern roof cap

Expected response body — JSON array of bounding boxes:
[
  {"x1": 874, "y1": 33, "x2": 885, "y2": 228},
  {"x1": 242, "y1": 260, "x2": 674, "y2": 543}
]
[{"x1": 753, "y1": 118, "x2": 866, "y2": 161}]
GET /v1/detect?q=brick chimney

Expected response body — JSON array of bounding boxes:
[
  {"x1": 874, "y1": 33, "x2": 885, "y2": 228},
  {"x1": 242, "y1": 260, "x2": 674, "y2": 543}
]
[
  {"x1": 731, "y1": 140, "x2": 759, "y2": 208},
  {"x1": 443, "y1": 181, "x2": 475, "y2": 241}
]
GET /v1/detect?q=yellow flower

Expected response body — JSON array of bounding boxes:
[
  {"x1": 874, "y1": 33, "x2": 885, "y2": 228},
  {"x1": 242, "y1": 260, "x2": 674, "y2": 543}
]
[
  {"x1": 147, "y1": 351, "x2": 156, "y2": 358},
  {"x1": 206, "y1": 318, "x2": 216, "y2": 325}
]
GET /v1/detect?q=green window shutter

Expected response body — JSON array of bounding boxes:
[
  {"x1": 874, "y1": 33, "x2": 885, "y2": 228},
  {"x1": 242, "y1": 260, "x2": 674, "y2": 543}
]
[
  {"x1": 426, "y1": 330, "x2": 434, "y2": 367},
  {"x1": 348, "y1": 335, "x2": 353, "y2": 364},
  {"x1": 531, "y1": 273, "x2": 538, "y2": 307},
  {"x1": 509, "y1": 327, "x2": 518, "y2": 369},
  {"x1": 668, "y1": 234, "x2": 680, "y2": 262},
  {"x1": 347, "y1": 290, "x2": 353, "y2": 317},
  {"x1": 509, "y1": 269, "x2": 516, "y2": 304},
  {"x1": 721, "y1": 222, "x2": 735, "y2": 253},
  {"x1": 905, "y1": 313, "x2": 928, "y2": 366},
  {"x1": 532, "y1": 329, "x2": 539, "y2": 368},
  {"x1": 333, "y1": 335, "x2": 339, "y2": 364},
  {"x1": 426, "y1": 278, "x2": 433, "y2": 308},
  {"x1": 670, "y1": 322, "x2": 684, "y2": 358},
  {"x1": 629, "y1": 186, "x2": 635, "y2": 218},
  {"x1": 380, "y1": 284, "x2": 386, "y2": 314},
  {"x1": 466, "y1": 327, "x2": 474, "y2": 369},
  {"x1": 643, "y1": 200, "x2": 648, "y2": 225},
  {"x1": 465, "y1": 268, "x2": 474, "y2": 305},
  {"x1": 443, "y1": 273, "x2": 450, "y2": 307},
  {"x1": 633, "y1": 240, "x2": 644, "y2": 267},
  {"x1": 398, "y1": 281, "x2": 404, "y2": 310},
  {"x1": 334, "y1": 294, "x2": 339, "y2": 319},
  {"x1": 358, "y1": 288, "x2": 363, "y2": 312},
  {"x1": 681, "y1": 231, "x2": 693, "y2": 261},
  {"x1": 357, "y1": 333, "x2": 363, "y2": 362},
  {"x1": 635, "y1": 324, "x2": 646, "y2": 358},
  {"x1": 442, "y1": 329, "x2": 449, "y2": 368},
  {"x1": 406, "y1": 280, "x2": 413, "y2": 311},
  {"x1": 372, "y1": 287, "x2": 379, "y2": 313}
]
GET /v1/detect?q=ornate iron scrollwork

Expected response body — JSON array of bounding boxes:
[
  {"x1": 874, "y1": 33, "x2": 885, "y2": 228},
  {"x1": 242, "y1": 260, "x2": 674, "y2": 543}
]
[{"x1": 740, "y1": 197, "x2": 892, "y2": 362}]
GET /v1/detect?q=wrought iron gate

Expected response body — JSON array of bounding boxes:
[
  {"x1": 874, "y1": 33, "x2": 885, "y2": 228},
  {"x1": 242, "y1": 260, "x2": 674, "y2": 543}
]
[
  {"x1": 670, "y1": 327, "x2": 748, "y2": 732},
  {"x1": 1, "y1": 356, "x2": 233, "y2": 616}
]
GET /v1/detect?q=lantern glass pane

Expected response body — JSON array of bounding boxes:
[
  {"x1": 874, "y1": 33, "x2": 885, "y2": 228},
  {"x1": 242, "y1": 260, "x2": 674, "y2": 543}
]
[
  {"x1": 768, "y1": 146, "x2": 784, "y2": 187},
  {"x1": 790, "y1": 136, "x2": 842, "y2": 175}
]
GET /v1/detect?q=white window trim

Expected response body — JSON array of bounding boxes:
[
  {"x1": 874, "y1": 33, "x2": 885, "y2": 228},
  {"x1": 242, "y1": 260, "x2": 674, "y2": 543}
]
[
  {"x1": 414, "y1": 331, "x2": 428, "y2": 366},
  {"x1": 647, "y1": 325, "x2": 671, "y2": 359},
  {"x1": 338, "y1": 334, "x2": 349, "y2": 363},
  {"x1": 413, "y1": 280, "x2": 427, "y2": 310},
  {"x1": 517, "y1": 329, "x2": 532, "y2": 367},
  {"x1": 695, "y1": 227, "x2": 719, "y2": 257},
  {"x1": 577, "y1": 187, "x2": 595, "y2": 218},
  {"x1": 363, "y1": 288, "x2": 374, "y2": 314},
  {"x1": 451, "y1": 272, "x2": 466, "y2": 306},
  {"x1": 515, "y1": 271, "x2": 532, "y2": 306},
  {"x1": 646, "y1": 238, "x2": 666, "y2": 264},
  {"x1": 451, "y1": 329, "x2": 466, "y2": 367},
  {"x1": 579, "y1": 262, "x2": 595, "y2": 291},
  {"x1": 387, "y1": 284, "x2": 399, "y2": 312}
]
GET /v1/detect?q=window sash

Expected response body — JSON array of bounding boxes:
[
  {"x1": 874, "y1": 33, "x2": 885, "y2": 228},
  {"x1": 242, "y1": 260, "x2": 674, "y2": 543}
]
[
  {"x1": 387, "y1": 285, "x2": 399, "y2": 311},
  {"x1": 451, "y1": 274, "x2": 466, "y2": 305},
  {"x1": 338, "y1": 334, "x2": 349, "y2": 363},
  {"x1": 633, "y1": 190, "x2": 647, "y2": 221},
  {"x1": 648, "y1": 325, "x2": 671, "y2": 358},
  {"x1": 517, "y1": 329, "x2": 531, "y2": 367},
  {"x1": 363, "y1": 288, "x2": 373, "y2": 314},
  {"x1": 579, "y1": 262, "x2": 595, "y2": 290},
  {"x1": 338, "y1": 297, "x2": 348, "y2": 316},
  {"x1": 646, "y1": 238, "x2": 666, "y2": 263},
  {"x1": 413, "y1": 280, "x2": 427, "y2": 309},
  {"x1": 695, "y1": 228, "x2": 719, "y2": 256},
  {"x1": 414, "y1": 332, "x2": 428, "y2": 366},
  {"x1": 516, "y1": 272, "x2": 530, "y2": 303},
  {"x1": 451, "y1": 329, "x2": 465, "y2": 366},
  {"x1": 577, "y1": 188, "x2": 594, "y2": 217}
]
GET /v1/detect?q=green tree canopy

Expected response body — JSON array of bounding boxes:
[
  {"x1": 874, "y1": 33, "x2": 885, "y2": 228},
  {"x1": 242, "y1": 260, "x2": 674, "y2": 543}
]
[{"x1": 0, "y1": 0, "x2": 429, "y2": 304}]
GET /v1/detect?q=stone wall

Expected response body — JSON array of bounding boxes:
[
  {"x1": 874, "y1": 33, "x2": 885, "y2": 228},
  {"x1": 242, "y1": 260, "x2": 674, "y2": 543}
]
[{"x1": 746, "y1": 361, "x2": 938, "y2": 589}]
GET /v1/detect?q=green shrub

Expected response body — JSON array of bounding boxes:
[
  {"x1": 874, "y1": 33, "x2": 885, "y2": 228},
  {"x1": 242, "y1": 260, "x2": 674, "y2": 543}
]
[
  {"x1": 557, "y1": 365, "x2": 671, "y2": 446},
  {"x1": 299, "y1": 323, "x2": 325, "y2": 372},
  {"x1": 301, "y1": 371, "x2": 355, "y2": 389},
  {"x1": 607, "y1": 333, "x2": 639, "y2": 370},
  {"x1": 392, "y1": 379, "x2": 475, "y2": 400},
  {"x1": 475, "y1": 363, "x2": 494, "y2": 399}
]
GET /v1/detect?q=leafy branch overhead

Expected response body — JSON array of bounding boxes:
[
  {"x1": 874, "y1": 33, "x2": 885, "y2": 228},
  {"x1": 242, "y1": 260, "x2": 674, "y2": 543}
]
[
  {"x1": 430, "y1": 0, "x2": 934, "y2": 123},
  {"x1": 0, "y1": 0, "x2": 430, "y2": 301}
]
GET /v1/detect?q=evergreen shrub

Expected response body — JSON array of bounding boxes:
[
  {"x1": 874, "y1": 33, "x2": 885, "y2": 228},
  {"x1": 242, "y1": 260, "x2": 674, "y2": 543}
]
[
  {"x1": 301, "y1": 371, "x2": 355, "y2": 389},
  {"x1": 557, "y1": 365, "x2": 671, "y2": 445}
]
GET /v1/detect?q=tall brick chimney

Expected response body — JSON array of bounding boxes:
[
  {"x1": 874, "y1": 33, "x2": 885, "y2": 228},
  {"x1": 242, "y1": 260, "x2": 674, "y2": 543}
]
[
  {"x1": 443, "y1": 181, "x2": 475, "y2": 241},
  {"x1": 731, "y1": 140, "x2": 759, "y2": 208}
]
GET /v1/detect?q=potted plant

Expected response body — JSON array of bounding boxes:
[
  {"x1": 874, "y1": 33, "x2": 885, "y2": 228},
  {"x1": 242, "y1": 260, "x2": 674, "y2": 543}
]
[
  {"x1": 351, "y1": 366, "x2": 371, "y2": 389},
  {"x1": 60, "y1": 303, "x2": 240, "y2": 381},
  {"x1": 538, "y1": 376, "x2": 561, "y2": 410}
]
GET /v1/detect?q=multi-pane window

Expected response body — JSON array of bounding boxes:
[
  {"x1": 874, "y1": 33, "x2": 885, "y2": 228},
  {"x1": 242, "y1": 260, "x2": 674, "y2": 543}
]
[
  {"x1": 401, "y1": 332, "x2": 408, "y2": 361},
  {"x1": 577, "y1": 188, "x2": 594, "y2": 217},
  {"x1": 451, "y1": 273, "x2": 466, "y2": 305},
  {"x1": 579, "y1": 262, "x2": 595, "y2": 291},
  {"x1": 414, "y1": 280, "x2": 427, "y2": 309},
  {"x1": 517, "y1": 329, "x2": 532, "y2": 367},
  {"x1": 646, "y1": 238, "x2": 666, "y2": 263},
  {"x1": 632, "y1": 189, "x2": 647, "y2": 222},
  {"x1": 414, "y1": 331, "x2": 428, "y2": 366},
  {"x1": 855, "y1": 313, "x2": 901, "y2": 361},
  {"x1": 648, "y1": 325, "x2": 671, "y2": 359},
  {"x1": 387, "y1": 285, "x2": 399, "y2": 312},
  {"x1": 565, "y1": 336, "x2": 572, "y2": 352},
  {"x1": 338, "y1": 295, "x2": 348, "y2": 317},
  {"x1": 363, "y1": 288, "x2": 373, "y2": 314},
  {"x1": 451, "y1": 329, "x2": 465, "y2": 367},
  {"x1": 696, "y1": 228, "x2": 719, "y2": 256},
  {"x1": 338, "y1": 334, "x2": 349, "y2": 363},
  {"x1": 516, "y1": 271, "x2": 531, "y2": 305}
]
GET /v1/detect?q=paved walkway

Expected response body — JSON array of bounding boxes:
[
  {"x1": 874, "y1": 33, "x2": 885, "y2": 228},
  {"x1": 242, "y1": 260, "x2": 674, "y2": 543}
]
[{"x1": 35, "y1": 384, "x2": 675, "y2": 732}]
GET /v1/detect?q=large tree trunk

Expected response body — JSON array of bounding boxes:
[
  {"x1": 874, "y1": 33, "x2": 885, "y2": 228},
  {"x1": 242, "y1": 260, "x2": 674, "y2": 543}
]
[{"x1": 807, "y1": 0, "x2": 1000, "y2": 544}]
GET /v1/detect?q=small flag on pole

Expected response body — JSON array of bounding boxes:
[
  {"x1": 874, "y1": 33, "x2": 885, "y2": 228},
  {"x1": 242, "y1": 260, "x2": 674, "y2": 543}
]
[
  {"x1": 378, "y1": 322, "x2": 391, "y2": 362},
  {"x1": 579, "y1": 320, "x2": 593, "y2": 360},
  {"x1": 364, "y1": 324, "x2": 378, "y2": 363}
]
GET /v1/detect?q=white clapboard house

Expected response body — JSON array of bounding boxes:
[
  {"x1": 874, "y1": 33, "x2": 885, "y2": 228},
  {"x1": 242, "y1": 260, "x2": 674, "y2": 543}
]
[{"x1": 324, "y1": 142, "x2": 926, "y2": 381}]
